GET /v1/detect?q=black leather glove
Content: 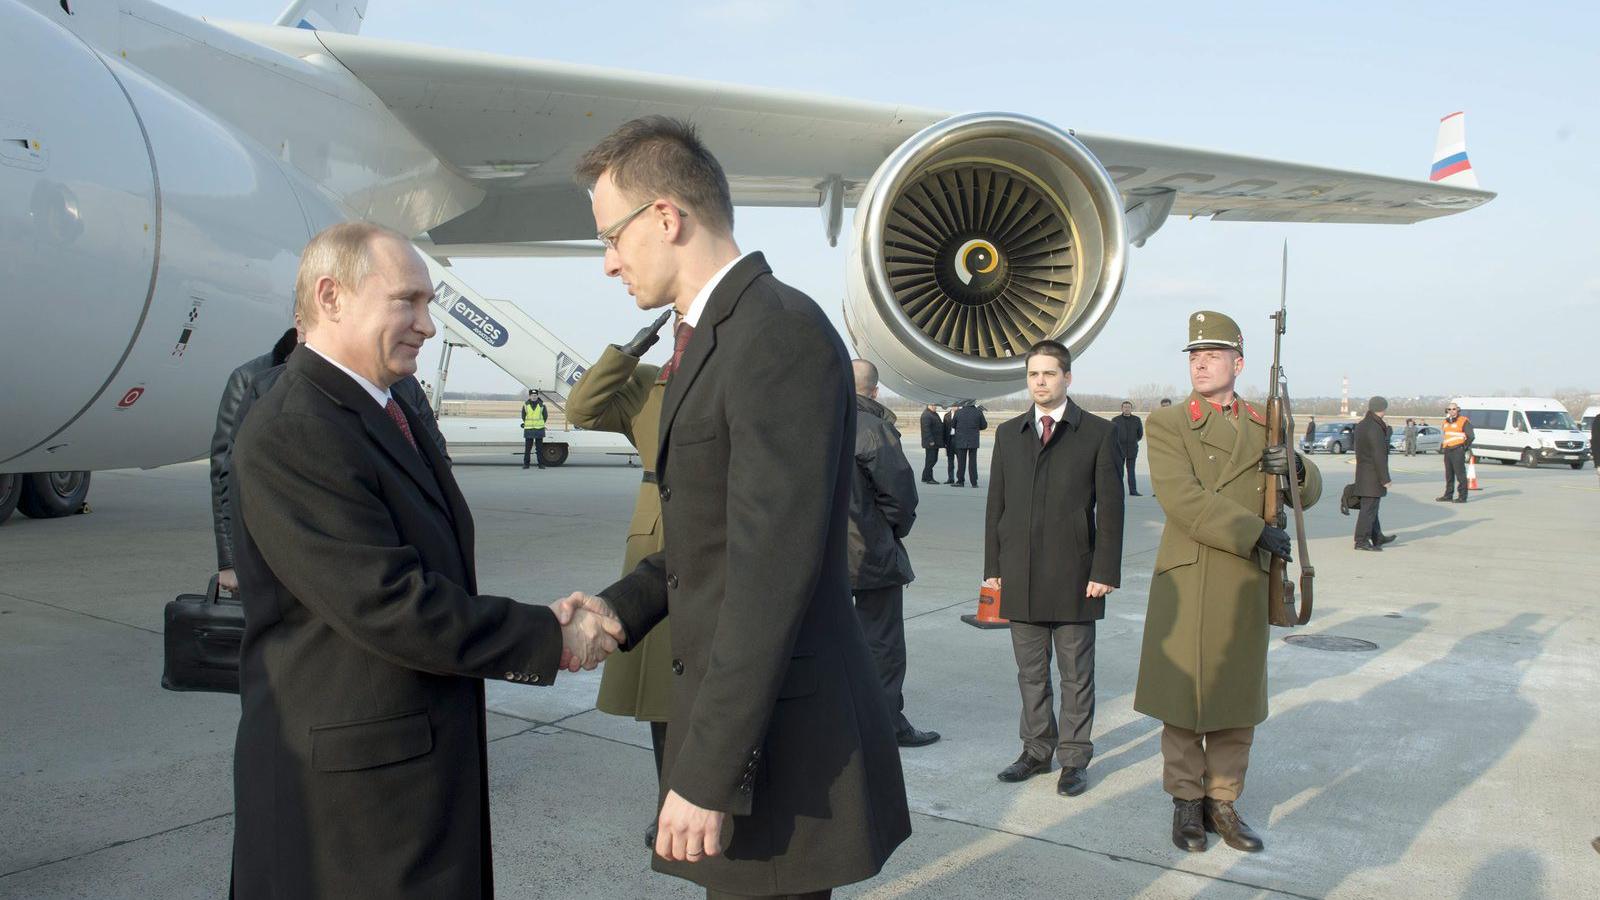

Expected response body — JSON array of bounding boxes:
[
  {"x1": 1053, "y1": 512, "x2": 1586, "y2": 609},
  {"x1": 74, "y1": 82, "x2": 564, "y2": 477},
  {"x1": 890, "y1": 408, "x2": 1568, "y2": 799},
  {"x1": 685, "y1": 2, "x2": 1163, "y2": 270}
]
[
  {"x1": 1260, "y1": 444, "x2": 1291, "y2": 476},
  {"x1": 1256, "y1": 524, "x2": 1292, "y2": 561},
  {"x1": 619, "y1": 309, "x2": 674, "y2": 358}
]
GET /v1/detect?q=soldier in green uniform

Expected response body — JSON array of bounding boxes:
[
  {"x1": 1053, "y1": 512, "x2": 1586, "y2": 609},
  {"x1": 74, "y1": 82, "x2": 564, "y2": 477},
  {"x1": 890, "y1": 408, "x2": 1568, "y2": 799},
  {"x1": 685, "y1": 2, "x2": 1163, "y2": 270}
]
[
  {"x1": 564, "y1": 311, "x2": 675, "y2": 845},
  {"x1": 1134, "y1": 310, "x2": 1322, "y2": 855}
]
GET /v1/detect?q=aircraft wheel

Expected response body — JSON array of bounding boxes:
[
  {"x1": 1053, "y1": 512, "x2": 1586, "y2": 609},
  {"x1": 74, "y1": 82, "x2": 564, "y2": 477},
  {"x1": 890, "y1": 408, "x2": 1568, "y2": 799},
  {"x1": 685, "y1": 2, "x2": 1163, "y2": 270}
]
[
  {"x1": 540, "y1": 443, "x2": 570, "y2": 468},
  {"x1": 0, "y1": 475, "x2": 20, "y2": 525},
  {"x1": 17, "y1": 471, "x2": 92, "y2": 518}
]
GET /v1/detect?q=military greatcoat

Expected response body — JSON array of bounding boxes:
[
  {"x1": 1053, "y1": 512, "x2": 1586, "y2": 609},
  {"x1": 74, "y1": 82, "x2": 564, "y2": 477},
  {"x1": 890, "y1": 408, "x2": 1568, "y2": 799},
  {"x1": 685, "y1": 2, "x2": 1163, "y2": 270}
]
[
  {"x1": 1133, "y1": 392, "x2": 1322, "y2": 732},
  {"x1": 565, "y1": 344, "x2": 673, "y2": 721}
]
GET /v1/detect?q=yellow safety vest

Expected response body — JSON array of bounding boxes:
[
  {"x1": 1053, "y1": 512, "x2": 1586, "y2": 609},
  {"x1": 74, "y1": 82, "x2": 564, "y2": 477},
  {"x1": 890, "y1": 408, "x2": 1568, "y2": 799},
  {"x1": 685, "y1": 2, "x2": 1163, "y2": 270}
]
[
  {"x1": 522, "y1": 402, "x2": 547, "y2": 430},
  {"x1": 1442, "y1": 416, "x2": 1469, "y2": 449}
]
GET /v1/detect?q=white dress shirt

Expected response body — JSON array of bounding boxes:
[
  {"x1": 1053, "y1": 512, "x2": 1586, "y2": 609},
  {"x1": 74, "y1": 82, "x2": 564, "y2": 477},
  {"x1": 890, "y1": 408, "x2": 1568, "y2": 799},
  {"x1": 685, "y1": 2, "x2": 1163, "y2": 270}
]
[
  {"x1": 682, "y1": 252, "x2": 751, "y2": 328},
  {"x1": 1034, "y1": 400, "x2": 1068, "y2": 438},
  {"x1": 306, "y1": 343, "x2": 392, "y2": 409}
]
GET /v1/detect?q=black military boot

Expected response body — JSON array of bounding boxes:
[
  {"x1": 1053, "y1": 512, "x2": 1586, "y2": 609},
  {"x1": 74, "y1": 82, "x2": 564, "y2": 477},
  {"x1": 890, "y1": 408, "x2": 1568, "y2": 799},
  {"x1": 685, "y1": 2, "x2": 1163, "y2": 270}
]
[
  {"x1": 1204, "y1": 798, "x2": 1264, "y2": 852},
  {"x1": 1171, "y1": 798, "x2": 1207, "y2": 852}
]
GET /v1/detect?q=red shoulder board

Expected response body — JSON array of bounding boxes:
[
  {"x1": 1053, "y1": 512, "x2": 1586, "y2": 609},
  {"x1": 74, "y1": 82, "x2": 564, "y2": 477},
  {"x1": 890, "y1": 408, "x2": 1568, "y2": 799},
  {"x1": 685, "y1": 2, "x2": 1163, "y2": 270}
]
[
  {"x1": 1188, "y1": 399, "x2": 1203, "y2": 422},
  {"x1": 1245, "y1": 402, "x2": 1263, "y2": 424}
]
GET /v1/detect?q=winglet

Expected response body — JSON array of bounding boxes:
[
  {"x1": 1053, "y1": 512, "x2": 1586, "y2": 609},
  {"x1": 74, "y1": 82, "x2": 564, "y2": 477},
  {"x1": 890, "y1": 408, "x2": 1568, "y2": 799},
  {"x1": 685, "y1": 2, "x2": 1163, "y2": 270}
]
[
  {"x1": 274, "y1": 0, "x2": 367, "y2": 34},
  {"x1": 1430, "y1": 111, "x2": 1480, "y2": 188}
]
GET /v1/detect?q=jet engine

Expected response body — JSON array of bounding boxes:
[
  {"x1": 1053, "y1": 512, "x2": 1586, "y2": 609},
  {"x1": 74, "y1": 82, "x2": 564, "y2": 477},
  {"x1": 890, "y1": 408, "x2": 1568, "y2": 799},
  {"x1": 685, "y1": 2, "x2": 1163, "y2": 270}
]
[{"x1": 844, "y1": 113, "x2": 1128, "y2": 402}]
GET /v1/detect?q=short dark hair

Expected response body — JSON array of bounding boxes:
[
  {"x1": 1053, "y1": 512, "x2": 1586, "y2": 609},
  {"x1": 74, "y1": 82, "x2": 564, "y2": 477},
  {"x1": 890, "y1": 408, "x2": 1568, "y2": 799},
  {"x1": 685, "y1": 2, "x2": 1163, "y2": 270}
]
[
  {"x1": 575, "y1": 116, "x2": 735, "y2": 234},
  {"x1": 1024, "y1": 340, "x2": 1071, "y2": 373}
]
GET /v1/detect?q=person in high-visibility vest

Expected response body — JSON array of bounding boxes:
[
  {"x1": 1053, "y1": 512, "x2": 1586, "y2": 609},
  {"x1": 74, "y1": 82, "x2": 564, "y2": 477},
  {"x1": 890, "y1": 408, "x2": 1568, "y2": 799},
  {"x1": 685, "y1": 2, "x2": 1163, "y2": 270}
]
[
  {"x1": 521, "y1": 390, "x2": 548, "y2": 469},
  {"x1": 1438, "y1": 402, "x2": 1475, "y2": 502}
]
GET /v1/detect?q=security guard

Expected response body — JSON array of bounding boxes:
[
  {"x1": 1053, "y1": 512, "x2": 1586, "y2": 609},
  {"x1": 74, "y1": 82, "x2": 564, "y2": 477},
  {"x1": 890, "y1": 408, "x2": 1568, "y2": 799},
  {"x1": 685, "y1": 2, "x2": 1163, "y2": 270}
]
[
  {"x1": 1134, "y1": 310, "x2": 1322, "y2": 855},
  {"x1": 521, "y1": 390, "x2": 548, "y2": 469},
  {"x1": 1438, "y1": 402, "x2": 1474, "y2": 502},
  {"x1": 563, "y1": 311, "x2": 675, "y2": 846}
]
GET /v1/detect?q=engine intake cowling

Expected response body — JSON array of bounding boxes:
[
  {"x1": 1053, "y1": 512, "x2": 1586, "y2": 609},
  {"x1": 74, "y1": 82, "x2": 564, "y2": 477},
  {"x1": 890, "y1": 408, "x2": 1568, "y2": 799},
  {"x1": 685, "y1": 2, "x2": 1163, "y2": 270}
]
[{"x1": 845, "y1": 112, "x2": 1128, "y2": 402}]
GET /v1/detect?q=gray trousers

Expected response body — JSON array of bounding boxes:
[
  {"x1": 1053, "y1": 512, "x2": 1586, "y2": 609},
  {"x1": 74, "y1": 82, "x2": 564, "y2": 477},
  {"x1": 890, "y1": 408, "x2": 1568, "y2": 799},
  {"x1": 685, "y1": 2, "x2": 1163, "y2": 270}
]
[
  {"x1": 853, "y1": 585, "x2": 912, "y2": 734},
  {"x1": 1009, "y1": 620, "x2": 1095, "y2": 768}
]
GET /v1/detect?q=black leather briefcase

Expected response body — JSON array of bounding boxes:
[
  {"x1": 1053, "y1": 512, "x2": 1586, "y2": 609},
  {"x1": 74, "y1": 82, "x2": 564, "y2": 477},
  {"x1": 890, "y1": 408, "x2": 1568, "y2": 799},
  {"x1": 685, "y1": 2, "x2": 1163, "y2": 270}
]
[{"x1": 162, "y1": 575, "x2": 244, "y2": 694}]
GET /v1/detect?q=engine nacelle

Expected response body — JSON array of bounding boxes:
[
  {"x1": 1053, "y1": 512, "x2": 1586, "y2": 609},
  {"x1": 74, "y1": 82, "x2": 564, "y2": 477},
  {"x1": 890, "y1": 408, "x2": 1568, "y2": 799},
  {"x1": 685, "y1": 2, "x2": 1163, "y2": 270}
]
[{"x1": 845, "y1": 113, "x2": 1128, "y2": 403}]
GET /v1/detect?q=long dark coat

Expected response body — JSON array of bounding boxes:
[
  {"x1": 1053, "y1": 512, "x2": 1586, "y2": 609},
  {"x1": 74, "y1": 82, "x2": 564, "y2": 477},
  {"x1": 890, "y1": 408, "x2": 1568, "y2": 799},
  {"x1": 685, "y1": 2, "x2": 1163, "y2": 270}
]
[
  {"x1": 919, "y1": 407, "x2": 944, "y2": 449},
  {"x1": 983, "y1": 401, "x2": 1124, "y2": 623},
  {"x1": 849, "y1": 393, "x2": 918, "y2": 591},
  {"x1": 1352, "y1": 411, "x2": 1392, "y2": 498},
  {"x1": 566, "y1": 344, "x2": 675, "y2": 722},
  {"x1": 231, "y1": 350, "x2": 562, "y2": 899},
  {"x1": 599, "y1": 254, "x2": 910, "y2": 896},
  {"x1": 952, "y1": 403, "x2": 988, "y2": 449},
  {"x1": 1133, "y1": 394, "x2": 1323, "y2": 732}
]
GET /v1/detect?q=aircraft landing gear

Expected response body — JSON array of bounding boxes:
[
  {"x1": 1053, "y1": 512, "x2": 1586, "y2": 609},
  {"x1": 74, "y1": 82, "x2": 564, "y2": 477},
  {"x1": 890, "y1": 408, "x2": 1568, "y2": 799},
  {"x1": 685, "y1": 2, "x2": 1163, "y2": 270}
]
[{"x1": 6, "y1": 471, "x2": 93, "y2": 521}]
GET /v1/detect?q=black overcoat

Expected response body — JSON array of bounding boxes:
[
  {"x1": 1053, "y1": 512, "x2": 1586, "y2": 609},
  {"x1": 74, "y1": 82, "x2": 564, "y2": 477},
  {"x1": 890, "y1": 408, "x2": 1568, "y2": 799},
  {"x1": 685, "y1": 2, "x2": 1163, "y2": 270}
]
[
  {"x1": 230, "y1": 349, "x2": 562, "y2": 899},
  {"x1": 983, "y1": 401, "x2": 1124, "y2": 623},
  {"x1": 1352, "y1": 412, "x2": 1391, "y2": 498},
  {"x1": 952, "y1": 403, "x2": 988, "y2": 449},
  {"x1": 599, "y1": 254, "x2": 911, "y2": 896},
  {"x1": 919, "y1": 407, "x2": 944, "y2": 449}
]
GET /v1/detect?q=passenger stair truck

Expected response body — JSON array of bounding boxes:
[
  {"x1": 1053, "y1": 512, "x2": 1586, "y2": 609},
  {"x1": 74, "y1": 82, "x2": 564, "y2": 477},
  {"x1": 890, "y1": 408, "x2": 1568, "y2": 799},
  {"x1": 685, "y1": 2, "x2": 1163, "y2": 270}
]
[{"x1": 421, "y1": 254, "x2": 592, "y2": 467}]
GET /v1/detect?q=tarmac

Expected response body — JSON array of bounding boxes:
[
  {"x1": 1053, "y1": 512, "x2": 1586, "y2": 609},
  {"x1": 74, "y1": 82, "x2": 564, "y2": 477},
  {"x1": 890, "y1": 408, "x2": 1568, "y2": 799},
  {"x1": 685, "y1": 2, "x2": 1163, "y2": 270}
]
[{"x1": 1, "y1": 439, "x2": 1597, "y2": 899}]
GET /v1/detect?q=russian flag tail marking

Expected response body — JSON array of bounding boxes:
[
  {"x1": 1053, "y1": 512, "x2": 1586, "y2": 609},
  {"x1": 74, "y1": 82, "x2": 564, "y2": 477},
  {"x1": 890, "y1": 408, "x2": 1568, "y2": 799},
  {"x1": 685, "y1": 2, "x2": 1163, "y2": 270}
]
[{"x1": 1430, "y1": 111, "x2": 1479, "y2": 188}]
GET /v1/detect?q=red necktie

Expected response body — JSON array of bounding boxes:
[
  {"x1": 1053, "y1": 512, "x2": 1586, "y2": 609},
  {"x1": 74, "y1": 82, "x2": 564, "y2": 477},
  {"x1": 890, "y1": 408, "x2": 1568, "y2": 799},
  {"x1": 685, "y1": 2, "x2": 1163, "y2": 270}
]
[
  {"x1": 385, "y1": 398, "x2": 419, "y2": 452},
  {"x1": 660, "y1": 321, "x2": 694, "y2": 381},
  {"x1": 1040, "y1": 415, "x2": 1055, "y2": 445}
]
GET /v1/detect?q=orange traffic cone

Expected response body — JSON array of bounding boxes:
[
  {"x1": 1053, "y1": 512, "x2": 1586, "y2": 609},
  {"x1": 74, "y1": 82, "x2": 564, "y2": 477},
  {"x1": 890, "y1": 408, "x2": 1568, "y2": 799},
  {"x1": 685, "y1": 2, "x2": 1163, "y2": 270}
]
[
  {"x1": 960, "y1": 583, "x2": 1010, "y2": 630},
  {"x1": 1467, "y1": 455, "x2": 1481, "y2": 491}
]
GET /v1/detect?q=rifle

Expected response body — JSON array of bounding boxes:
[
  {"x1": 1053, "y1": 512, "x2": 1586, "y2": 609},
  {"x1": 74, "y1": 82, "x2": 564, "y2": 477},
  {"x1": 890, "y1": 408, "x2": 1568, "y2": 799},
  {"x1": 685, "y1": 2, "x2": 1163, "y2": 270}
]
[{"x1": 1264, "y1": 242, "x2": 1314, "y2": 627}]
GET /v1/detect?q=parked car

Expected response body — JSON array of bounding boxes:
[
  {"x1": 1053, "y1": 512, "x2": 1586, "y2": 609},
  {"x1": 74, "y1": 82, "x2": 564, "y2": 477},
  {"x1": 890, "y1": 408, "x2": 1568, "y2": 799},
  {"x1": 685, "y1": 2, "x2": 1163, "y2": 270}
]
[
  {"x1": 1453, "y1": 396, "x2": 1591, "y2": 469},
  {"x1": 1390, "y1": 424, "x2": 1443, "y2": 453},
  {"x1": 1301, "y1": 422, "x2": 1357, "y2": 454}
]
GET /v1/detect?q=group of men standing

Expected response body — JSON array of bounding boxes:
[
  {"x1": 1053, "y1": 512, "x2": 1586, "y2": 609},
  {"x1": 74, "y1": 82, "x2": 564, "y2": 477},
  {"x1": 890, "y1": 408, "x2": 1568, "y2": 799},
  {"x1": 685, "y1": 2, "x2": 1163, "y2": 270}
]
[
  {"x1": 215, "y1": 111, "x2": 1329, "y2": 899},
  {"x1": 919, "y1": 401, "x2": 987, "y2": 487}
]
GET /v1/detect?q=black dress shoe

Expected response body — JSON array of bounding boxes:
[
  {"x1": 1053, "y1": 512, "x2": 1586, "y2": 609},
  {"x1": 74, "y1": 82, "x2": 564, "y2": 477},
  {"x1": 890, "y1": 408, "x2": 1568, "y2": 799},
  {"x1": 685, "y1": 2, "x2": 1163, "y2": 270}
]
[
  {"x1": 1454, "y1": 497, "x2": 1467, "y2": 503},
  {"x1": 1172, "y1": 798, "x2": 1207, "y2": 852},
  {"x1": 1056, "y1": 766, "x2": 1088, "y2": 797},
  {"x1": 1435, "y1": 494, "x2": 1453, "y2": 502},
  {"x1": 1129, "y1": 491, "x2": 1142, "y2": 496},
  {"x1": 1204, "y1": 799, "x2": 1264, "y2": 852},
  {"x1": 944, "y1": 479, "x2": 954, "y2": 485},
  {"x1": 996, "y1": 752, "x2": 1051, "y2": 783},
  {"x1": 1377, "y1": 534, "x2": 1397, "y2": 545},
  {"x1": 896, "y1": 726, "x2": 941, "y2": 748},
  {"x1": 970, "y1": 482, "x2": 980, "y2": 488},
  {"x1": 1354, "y1": 542, "x2": 1382, "y2": 552},
  {"x1": 952, "y1": 481, "x2": 966, "y2": 487}
]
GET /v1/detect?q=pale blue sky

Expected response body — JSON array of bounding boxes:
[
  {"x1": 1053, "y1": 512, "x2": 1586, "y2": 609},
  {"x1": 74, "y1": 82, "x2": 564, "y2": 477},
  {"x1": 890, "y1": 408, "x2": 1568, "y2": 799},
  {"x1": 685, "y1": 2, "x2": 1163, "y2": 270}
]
[{"x1": 172, "y1": 1, "x2": 1598, "y2": 398}]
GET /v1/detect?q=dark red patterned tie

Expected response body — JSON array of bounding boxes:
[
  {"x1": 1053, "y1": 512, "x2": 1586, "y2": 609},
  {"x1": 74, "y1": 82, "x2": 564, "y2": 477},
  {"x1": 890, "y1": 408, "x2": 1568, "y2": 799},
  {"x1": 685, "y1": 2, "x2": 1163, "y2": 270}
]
[
  {"x1": 385, "y1": 398, "x2": 419, "y2": 452},
  {"x1": 1040, "y1": 415, "x2": 1055, "y2": 445},
  {"x1": 659, "y1": 321, "x2": 694, "y2": 381}
]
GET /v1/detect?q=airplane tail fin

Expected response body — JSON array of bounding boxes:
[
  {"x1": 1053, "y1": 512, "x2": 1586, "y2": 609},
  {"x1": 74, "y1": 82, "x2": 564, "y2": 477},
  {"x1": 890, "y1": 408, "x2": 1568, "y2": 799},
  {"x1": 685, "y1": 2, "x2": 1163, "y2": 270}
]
[
  {"x1": 274, "y1": 0, "x2": 367, "y2": 34},
  {"x1": 1430, "y1": 111, "x2": 1480, "y2": 188}
]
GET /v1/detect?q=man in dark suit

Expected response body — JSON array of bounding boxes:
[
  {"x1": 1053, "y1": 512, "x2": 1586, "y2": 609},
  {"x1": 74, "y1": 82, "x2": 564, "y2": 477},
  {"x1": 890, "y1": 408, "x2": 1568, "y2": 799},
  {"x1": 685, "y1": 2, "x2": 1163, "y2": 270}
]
[
  {"x1": 952, "y1": 401, "x2": 988, "y2": 487},
  {"x1": 1352, "y1": 396, "x2": 1395, "y2": 551},
  {"x1": 983, "y1": 340, "x2": 1123, "y2": 797},
  {"x1": 942, "y1": 406, "x2": 958, "y2": 483},
  {"x1": 1111, "y1": 400, "x2": 1145, "y2": 496},
  {"x1": 567, "y1": 116, "x2": 910, "y2": 900},
  {"x1": 230, "y1": 222, "x2": 623, "y2": 899},
  {"x1": 919, "y1": 403, "x2": 944, "y2": 484}
]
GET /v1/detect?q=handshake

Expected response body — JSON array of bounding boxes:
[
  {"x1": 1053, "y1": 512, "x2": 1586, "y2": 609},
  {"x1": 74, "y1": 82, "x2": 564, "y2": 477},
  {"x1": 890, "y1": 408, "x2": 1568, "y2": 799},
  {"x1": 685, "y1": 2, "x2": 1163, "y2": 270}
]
[{"x1": 550, "y1": 592, "x2": 628, "y2": 673}]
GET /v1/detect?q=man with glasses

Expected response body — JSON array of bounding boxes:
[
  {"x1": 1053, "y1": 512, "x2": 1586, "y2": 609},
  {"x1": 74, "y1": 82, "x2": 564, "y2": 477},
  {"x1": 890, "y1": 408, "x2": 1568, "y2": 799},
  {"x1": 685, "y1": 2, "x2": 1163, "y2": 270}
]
[
  {"x1": 563, "y1": 116, "x2": 910, "y2": 900},
  {"x1": 1439, "y1": 403, "x2": 1474, "y2": 503}
]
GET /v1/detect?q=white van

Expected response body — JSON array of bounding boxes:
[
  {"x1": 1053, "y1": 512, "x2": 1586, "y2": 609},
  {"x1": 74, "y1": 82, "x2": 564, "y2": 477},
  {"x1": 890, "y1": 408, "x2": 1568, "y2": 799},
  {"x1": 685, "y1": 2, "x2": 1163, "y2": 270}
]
[
  {"x1": 1452, "y1": 397, "x2": 1591, "y2": 469},
  {"x1": 1580, "y1": 406, "x2": 1599, "y2": 434}
]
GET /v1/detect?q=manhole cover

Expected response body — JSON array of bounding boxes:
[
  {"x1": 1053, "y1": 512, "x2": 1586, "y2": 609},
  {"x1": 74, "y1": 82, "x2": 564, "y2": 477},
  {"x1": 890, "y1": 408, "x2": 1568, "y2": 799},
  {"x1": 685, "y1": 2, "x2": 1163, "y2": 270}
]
[{"x1": 1284, "y1": 635, "x2": 1379, "y2": 652}]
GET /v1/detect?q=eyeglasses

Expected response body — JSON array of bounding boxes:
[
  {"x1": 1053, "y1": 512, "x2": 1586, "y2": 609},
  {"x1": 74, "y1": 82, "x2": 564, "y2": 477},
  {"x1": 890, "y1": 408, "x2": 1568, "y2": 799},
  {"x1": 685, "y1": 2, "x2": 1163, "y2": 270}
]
[{"x1": 596, "y1": 200, "x2": 688, "y2": 250}]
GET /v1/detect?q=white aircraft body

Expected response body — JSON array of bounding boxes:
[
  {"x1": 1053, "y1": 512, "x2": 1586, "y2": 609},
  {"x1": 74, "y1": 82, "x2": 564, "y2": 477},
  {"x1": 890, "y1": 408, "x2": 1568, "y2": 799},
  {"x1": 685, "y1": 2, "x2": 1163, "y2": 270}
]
[{"x1": 0, "y1": 0, "x2": 1492, "y2": 522}]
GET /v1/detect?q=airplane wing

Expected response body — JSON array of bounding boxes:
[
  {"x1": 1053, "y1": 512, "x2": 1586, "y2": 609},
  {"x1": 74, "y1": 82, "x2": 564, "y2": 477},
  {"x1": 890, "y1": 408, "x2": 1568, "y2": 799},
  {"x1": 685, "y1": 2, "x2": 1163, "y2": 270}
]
[{"x1": 257, "y1": 27, "x2": 1496, "y2": 244}]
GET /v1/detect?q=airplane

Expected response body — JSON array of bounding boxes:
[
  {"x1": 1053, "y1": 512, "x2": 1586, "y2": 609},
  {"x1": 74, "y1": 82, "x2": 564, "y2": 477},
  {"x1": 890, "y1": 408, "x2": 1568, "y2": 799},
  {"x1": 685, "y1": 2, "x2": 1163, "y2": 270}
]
[{"x1": 0, "y1": 0, "x2": 1493, "y2": 525}]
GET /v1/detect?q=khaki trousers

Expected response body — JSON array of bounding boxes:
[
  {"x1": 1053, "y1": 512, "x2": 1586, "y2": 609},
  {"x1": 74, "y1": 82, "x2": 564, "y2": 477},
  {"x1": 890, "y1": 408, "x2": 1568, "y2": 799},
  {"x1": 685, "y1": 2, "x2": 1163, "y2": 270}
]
[{"x1": 1161, "y1": 723, "x2": 1254, "y2": 802}]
